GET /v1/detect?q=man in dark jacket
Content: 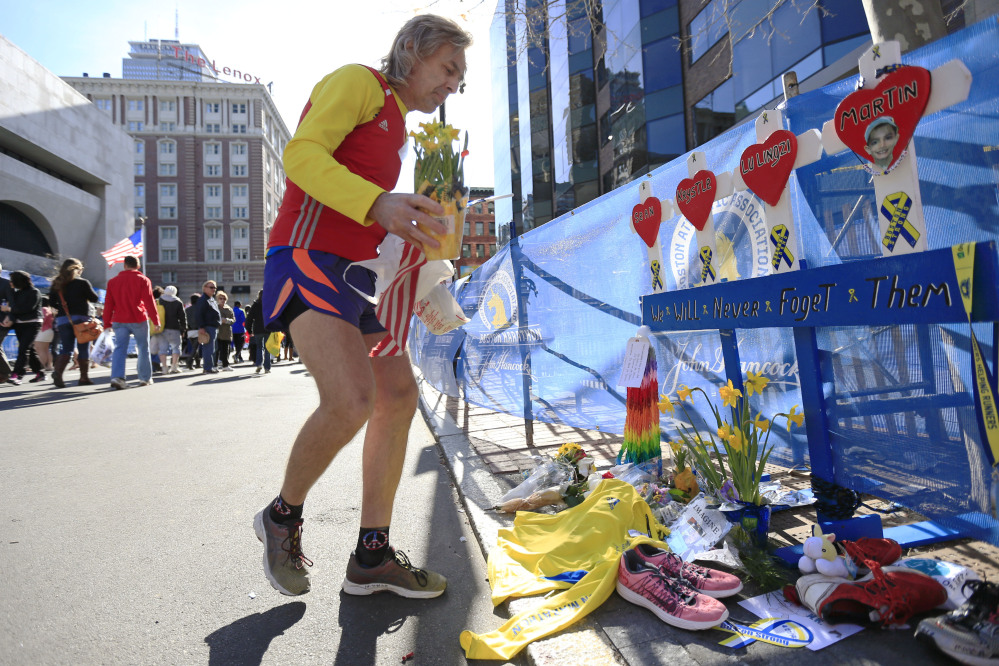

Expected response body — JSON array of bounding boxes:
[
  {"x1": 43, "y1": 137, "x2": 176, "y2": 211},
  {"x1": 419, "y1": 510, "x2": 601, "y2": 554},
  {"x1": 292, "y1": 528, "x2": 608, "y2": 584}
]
[
  {"x1": 245, "y1": 290, "x2": 270, "y2": 374},
  {"x1": 157, "y1": 285, "x2": 187, "y2": 374},
  {"x1": 191, "y1": 280, "x2": 221, "y2": 374}
]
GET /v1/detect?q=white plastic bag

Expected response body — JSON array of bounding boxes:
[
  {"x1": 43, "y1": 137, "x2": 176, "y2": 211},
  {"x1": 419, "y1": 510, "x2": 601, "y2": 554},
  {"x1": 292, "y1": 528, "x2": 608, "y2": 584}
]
[
  {"x1": 348, "y1": 234, "x2": 455, "y2": 305},
  {"x1": 414, "y1": 282, "x2": 470, "y2": 334},
  {"x1": 90, "y1": 329, "x2": 115, "y2": 365}
]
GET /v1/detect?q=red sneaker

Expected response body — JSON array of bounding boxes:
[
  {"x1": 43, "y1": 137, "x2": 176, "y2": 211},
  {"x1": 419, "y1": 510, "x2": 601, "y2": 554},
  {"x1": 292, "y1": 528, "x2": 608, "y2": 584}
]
[
  {"x1": 786, "y1": 563, "x2": 947, "y2": 627},
  {"x1": 841, "y1": 537, "x2": 902, "y2": 575},
  {"x1": 617, "y1": 549, "x2": 729, "y2": 630},
  {"x1": 631, "y1": 543, "x2": 743, "y2": 598}
]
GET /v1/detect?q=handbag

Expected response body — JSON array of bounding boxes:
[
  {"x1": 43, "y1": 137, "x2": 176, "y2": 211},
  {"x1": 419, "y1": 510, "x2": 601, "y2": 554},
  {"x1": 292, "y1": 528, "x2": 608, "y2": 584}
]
[
  {"x1": 198, "y1": 329, "x2": 210, "y2": 344},
  {"x1": 58, "y1": 289, "x2": 103, "y2": 344}
]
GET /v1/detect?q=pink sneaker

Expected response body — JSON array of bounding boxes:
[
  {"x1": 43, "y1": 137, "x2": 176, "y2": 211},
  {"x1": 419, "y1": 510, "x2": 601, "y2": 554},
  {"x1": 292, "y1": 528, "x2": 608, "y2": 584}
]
[
  {"x1": 617, "y1": 548, "x2": 729, "y2": 630},
  {"x1": 632, "y1": 543, "x2": 743, "y2": 598}
]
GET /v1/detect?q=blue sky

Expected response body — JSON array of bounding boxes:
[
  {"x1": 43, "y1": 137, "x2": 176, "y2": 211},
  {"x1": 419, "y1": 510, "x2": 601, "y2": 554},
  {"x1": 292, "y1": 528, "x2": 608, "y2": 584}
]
[{"x1": 0, "y1": 0, "x2": 498, "y2": 188}]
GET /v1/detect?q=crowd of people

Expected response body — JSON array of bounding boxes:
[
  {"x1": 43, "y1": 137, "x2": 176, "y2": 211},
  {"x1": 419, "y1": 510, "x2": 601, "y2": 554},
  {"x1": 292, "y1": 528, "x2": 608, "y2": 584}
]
[{"x1": 0, "y1": 258, "x2": 297, "y2": 388}]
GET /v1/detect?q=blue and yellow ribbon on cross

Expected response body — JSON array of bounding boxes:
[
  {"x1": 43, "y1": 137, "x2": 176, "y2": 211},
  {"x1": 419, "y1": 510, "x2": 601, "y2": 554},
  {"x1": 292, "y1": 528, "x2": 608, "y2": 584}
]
[
  {"x1": 770, "y1": 224, "x2": 795, "y2": 269},
  {"x1": 699, "y1": 246, "x2": 716, "y2": 282},
  {"x1": 881, "y1": 191, "x2": 921, "y2": 251},
  {"x1": 650, "y1": 259, "x2": 663, "y2": 291}
]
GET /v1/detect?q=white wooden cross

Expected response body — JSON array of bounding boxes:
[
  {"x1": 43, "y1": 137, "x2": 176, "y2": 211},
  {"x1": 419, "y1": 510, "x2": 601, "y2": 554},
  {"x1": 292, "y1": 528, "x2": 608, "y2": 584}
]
[
  {"x1": 632, "y1": 179, "x2": 673, "y2": 294},
  {"x1": 683, "y1": 151, "x2": 733, "y2": 286},
  {"x1": 821, "y1": 41, "x2": 972, "y2": 256},
  {"x1": 730, "y1": 108, "x2": 823, "y2": 274}
]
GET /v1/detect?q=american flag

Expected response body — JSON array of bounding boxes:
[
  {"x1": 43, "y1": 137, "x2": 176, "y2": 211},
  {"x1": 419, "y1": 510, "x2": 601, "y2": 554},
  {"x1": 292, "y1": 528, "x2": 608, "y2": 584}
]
[
  {"x1": 371, "y1": 241, "x2": 427, "y2": 357},
  {"x1": 100, "y1": 230, "x2": 143, "y2": 266}
]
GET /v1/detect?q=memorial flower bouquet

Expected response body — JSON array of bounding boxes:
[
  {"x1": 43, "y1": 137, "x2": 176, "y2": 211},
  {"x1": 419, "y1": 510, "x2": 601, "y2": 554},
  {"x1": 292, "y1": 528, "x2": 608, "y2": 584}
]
[
  {"x1": 659, "y1": 372, "x2": 804, "y2": 506},
  {"x1": 410, "y1": 121, "x2": 469, "y2": 260}
]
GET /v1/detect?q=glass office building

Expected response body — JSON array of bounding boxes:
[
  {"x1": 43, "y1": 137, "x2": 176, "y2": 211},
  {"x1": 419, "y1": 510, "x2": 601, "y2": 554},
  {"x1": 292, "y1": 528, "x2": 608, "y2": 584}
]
[
  {"x1": 122, "y1": 40, "x2": 217, "y2": 82},
  {"x1": 492, "y1": 0, "x2": 872, "y2": 234}
]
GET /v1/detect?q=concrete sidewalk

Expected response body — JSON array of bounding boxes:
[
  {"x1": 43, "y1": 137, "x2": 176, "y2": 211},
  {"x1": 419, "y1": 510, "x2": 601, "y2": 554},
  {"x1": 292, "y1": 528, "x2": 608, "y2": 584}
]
[{"x1": 416, "y1": 371, "x2": 997, "y2": 665}]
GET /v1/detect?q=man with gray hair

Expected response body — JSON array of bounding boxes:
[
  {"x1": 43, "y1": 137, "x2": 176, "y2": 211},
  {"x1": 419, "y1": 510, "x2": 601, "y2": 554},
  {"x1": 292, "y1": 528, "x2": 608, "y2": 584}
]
[{"x1": 253, "y1": 14, "x2": 471, "y2": 600}]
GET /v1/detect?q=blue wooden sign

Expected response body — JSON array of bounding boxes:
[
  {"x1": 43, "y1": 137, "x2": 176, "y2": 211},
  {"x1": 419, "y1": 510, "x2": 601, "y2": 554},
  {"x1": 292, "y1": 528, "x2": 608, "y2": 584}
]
[{"x1": 642, "y1": 242, "x2": 999, "y2": 331}]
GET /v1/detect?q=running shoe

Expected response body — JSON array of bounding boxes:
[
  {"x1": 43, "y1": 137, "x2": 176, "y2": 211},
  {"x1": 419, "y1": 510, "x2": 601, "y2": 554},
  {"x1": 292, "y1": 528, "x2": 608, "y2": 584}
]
[
  {"x1": 110, "y1": 377, "x2": 127, "y2": 390},
  {"x1": 785, "y1": 563, "x2": 947, "y2": 627},
  {"x1": 631, "y1": 543, "x2": 743, "y2": 598},
  {"x1": 616, "y1": 548, "x2": 729, "y2": 630},
  {"x1": 28, "y1": 372, "x2": 45, "y2": 383},
  {"x1": 916, "y1": 580, "x2": 999, "y2": 665},
  {"x1": 253, "y1": 508, "x2": 312, "y2": 596},
  {"x1": 342, "y1": 548, "x2": 447, "y2": 599}
]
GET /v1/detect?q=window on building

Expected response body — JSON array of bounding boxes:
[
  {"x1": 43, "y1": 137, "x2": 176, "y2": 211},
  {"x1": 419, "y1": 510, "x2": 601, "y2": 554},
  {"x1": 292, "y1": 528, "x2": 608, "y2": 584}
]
[
  {"x1": 159, "y1": 141, "x2": 176, "y2": 155},
  {"x1": 232, "y1": 226, "x2": 249, "y2": 240},
  {"x1": 206, "y1": 206, "x2": 222, "y2": 219},
  {"x1": 160, "y1": 100, "x2": 176, "y2": 113},
  {"x1": 206, "y1": 184, "x2": 222, "y2": 199},
  {"x1": 231, "y1": 143, "x2": 247, "y2": 156},
  {"x1": 128, "y1": 99, "x2": 144, "y2": 111},
  {"x1": 135, "y1": 184, "x2": 145, "y2": 198},
  {"x1": 160, "y1": 248, "x2": 178, "y2": 262},
  {"x1": 476, "y1": 244, "x2": 485, "y2": 258},
  {"x1": 135, "y1": 205, "x2": 145, "y2": 217},
  {"x1": 207, "y1": 226, "x2": 222, "y2": 240},
  {"x1": 158, "y1": 163, "x2": 176, "y2": 176},
  {"x1": 208, "y1": 248, "x2": 224, "y2": 261},
  {"x1": 689, "y1": 0, "x2": 727, "y2": 63},
  {"x1": 476, "y1": 221, "x2": 484, "y2": 235},
  {"x1": 128, "y1": 121, "x2": 144, "y2": 131},
  {"x1": 94, "y1": 98, "x2": 112, "y2": 111},
  {"x1": 135, "y1": 140, "x2": 144, "y2": 155},
  {"x1": 490, "y1": 243, "x2": 497, "y2": 255},
  {"x1": 204, "y1": 142, "x2": 221, "y2": 156},
  {"x1": 232, "y1": 206, "x2": 248, "y2": 219},
  {"x1": 234, "y1": 269, "x2": 249, "y2": 282},
  {"x1": 160, "y1": 226, "x2": 177, "y2": 240},
  {"x1": 160, "y1": 122, "x2": 176, "y2": 131},
  {"x1": 160, "y1": 206, "x2": 177, "y2": 218},
  {"x1": 135, "y1": 163, "x2": 145, "y2": 176},
  {"x1": 464, "y1": 221, "x2": 471, "y2": 235},
  {"x1": 232, "y1": 103, "x2": 247, "y2": 114},
  {"x1": 207, "y1": 270, "x2": 223, "y2": 283},
  {"x1": 205, "y1": 123, "x2": 221, "y2": 133},
  {"x1": 233, "y1": 247, "x2": 249, "y2": 261},
  {"x1": 205, "y1": 102, "x2": 220, "y2": 114},
  {"x1": 231, "y1": 185, "x2": 248, "y2": 199},
  {"x1": 160, "y1": 184, "x2": 177, "y2": 198},
  {"x1": 231, "y1": 164, "x2": 247, "y2": 177},
  {"x1": 162, "y1": 271, "x2": 177, "y2": 283},
  {"x1": 205, "y1": 164, "x2": 221, "y2": 177},
  {"x1": 462, "y1": 244, "x2": 471, "y2": 258}
]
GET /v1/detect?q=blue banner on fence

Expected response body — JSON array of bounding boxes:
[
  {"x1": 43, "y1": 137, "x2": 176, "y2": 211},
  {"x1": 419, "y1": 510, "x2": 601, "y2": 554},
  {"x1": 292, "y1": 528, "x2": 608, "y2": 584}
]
[{"x1": 413, "y1": 21, "x2": 999, "y2": 546}]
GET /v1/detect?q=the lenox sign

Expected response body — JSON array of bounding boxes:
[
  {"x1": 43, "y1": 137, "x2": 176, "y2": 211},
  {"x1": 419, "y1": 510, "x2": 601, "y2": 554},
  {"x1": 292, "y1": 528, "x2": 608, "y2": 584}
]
[{"x1": 170, "y1": 46, "x2": 264, "y2": 84}]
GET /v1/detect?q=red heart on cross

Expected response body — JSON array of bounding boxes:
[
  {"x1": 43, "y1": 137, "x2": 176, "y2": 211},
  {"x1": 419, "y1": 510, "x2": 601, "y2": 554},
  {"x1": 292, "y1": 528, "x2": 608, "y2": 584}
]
[
  {"x1": 834, "y1": 65, "x2": 931, "y2": 173},
  {"x1": 631, "y1": 197, "x2": 663, "y2": 248},
  {"x1": 675, "y1": 170, "x2": 716, "y2": 231},
  {"x1": 740, "y1": 129, "x2": 798, "y2": 207}
]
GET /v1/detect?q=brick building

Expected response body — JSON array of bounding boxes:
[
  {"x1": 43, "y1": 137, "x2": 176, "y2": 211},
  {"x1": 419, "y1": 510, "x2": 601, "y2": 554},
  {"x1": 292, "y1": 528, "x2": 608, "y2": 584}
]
[
  {"x1": 456, "y1": 186, "x2": 498, "y2": 277},
  {"x1": 63, "y1": 39, "x2": 292, "y2": 301}
]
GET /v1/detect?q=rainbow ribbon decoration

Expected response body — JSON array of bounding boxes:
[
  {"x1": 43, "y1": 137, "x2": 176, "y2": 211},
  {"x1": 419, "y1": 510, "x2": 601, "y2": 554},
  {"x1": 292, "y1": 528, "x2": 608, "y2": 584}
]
[
  {"x1": 881, "y1": 191, "x2": 920, "y2": 251},
  {"x1": 618, "y1": 344, "x2": 661, "y2": 475},
  {"x1": 699, "y1": 246, "x2": 716, "y2": 282},
  {"x1": 770, "y1": 224, "x2": 794, "y2": 269}
]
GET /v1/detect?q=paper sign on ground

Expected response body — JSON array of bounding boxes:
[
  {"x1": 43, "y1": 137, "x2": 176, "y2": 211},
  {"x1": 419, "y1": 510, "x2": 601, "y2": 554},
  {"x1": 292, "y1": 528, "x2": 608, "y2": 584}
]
[
  {"x1": 616, "y1": 336, "x2": 650, "y2": 388},
  {"x1": 738, "y1": 590, "x2": 864, "y2": 651}
]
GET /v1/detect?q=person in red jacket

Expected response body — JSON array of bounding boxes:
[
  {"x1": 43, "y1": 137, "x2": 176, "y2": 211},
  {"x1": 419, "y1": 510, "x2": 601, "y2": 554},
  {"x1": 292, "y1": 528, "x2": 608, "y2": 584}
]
[{"x1": 103, "y1": 255, "x2": 159, "y2": 389}]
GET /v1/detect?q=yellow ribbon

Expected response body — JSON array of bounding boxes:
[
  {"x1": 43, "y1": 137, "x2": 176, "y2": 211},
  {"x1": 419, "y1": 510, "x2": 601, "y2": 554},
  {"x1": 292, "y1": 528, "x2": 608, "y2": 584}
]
[
  {"x1": 770, "y1": 225, "x2": 795, "y2": 269},
  {"x1": 881, "y1": 192, "x2": 921, "y2": 251},
  {"x1": 952, "y1": 243, "x2": 999, "y2": 468},
  {"x1": 650, "y1": 259, "x2": 663, "y2": 292},
  {"x1": 699, "y1": 247, "x2": 716, "y2": 282}
]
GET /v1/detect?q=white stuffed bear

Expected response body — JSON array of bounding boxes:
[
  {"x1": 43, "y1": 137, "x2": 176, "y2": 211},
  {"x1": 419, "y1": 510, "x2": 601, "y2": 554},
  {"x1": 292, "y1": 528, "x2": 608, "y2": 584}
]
[{"x1": 798, "y1": 524, "x2": 857, "y2": 579}]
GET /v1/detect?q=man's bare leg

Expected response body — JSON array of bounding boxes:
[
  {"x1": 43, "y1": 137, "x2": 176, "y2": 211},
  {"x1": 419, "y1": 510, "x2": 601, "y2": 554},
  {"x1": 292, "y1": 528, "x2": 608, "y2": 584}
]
[
  {"x1": 359, "y1": 332, "x2": 419, "y2": 527},
  {"x1": 279, "y1": 309, "x2": 377, "y2": 505}
]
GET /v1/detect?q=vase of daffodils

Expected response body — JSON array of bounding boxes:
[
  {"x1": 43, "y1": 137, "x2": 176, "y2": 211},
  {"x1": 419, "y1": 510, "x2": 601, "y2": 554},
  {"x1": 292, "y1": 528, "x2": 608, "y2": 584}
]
[
  {"x1": 659, "y1": 372, "x2": 804, "y2": 546},
  {"x1": 410, "y1": 121, "x2": 469, "y2": 261}
]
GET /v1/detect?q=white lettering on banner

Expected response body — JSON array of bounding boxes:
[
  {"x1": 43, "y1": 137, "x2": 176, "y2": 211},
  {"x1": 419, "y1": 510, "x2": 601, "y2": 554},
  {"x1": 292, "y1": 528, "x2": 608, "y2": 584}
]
[{"x1": 660, "y1": 340, "x2": 799, "y2": 396}]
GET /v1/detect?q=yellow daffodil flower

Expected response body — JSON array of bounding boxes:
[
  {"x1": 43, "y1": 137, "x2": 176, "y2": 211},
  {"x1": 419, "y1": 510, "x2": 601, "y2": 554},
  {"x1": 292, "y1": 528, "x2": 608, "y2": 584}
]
[
  {"x1": 658, "y1": 394, "x2": 675, "y2": 415},
  {"x1": 717, "y1": 424, "x2": 733, "y2": 440},
  {"x1": 753, "y1": 412, "x2": 770, "y2": 432},
  {"x1": 787, "y1": 405, "x2": 804, "y2": 429},
  {"x1": 744, "y1": 371, "x2": 770, "y2": 397},
  {"x1": 719, "y1": 379, "x2": 742, "y2": 408},
  {"x1": 676, "y1": 385, "x2": 692, "y2": 403},
  {"x1": 669, "y1": 441, "x2": 682, "y2": 455},
  {"x1": 727, "y1": 428, "x2": 745, "y2": 452}
]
